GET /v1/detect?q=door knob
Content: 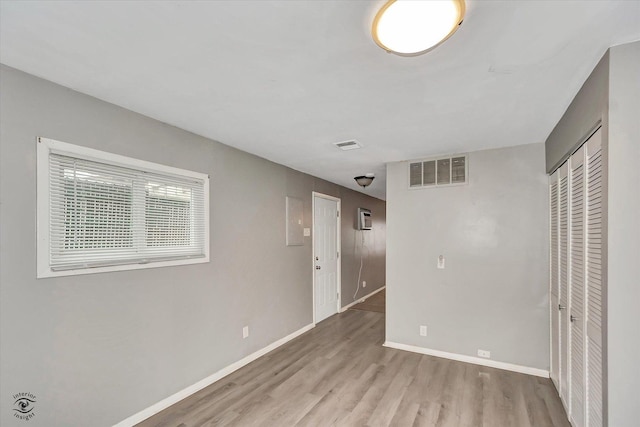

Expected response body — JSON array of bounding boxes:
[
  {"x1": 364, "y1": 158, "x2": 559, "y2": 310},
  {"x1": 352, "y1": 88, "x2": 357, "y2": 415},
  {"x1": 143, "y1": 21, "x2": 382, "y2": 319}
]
[
  {"x1": 559, "y1": 304, "x2": 566, "y2": 311},
  {"x1": 570, "y1": 315, "x2": 577, "y2": 323}
]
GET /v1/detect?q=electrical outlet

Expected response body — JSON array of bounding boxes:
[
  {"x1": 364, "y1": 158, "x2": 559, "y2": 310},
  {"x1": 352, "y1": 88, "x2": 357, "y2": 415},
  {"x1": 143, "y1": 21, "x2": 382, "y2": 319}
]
[
  {"x1": 362, "y1": 281, "x2": 367, "y2": 288},
  {"x1": 420, "y1": 325, "x2": 428, "y2": 337},
  {"x1": 242, "y1": 326, "x2": 249, "y2": 339},
  {"x1": 437, "y1": 255, "x2": 445, "y2": 269},
  {"x1": 477, "y1": 349, "x2": 491, "y2": 358}
]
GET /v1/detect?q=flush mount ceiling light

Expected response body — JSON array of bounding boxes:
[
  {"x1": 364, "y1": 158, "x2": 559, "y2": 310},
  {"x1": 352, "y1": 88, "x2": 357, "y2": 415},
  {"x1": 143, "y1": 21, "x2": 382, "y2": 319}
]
[
  {"x1": 355, "y1": 173, "x2": 375, "y2": 188},
  {"x1": 372, "y1": 0, "x2": 465, "y2": 56}
]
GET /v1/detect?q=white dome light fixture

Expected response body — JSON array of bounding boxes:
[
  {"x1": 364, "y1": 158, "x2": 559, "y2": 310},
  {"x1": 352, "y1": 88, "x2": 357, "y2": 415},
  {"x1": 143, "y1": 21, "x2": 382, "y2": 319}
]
[
  {"x1": 372, "y1": 0, "x2": 465, "y2": 57},
  {"x1": 355, "y1": 173, "x2": 375, "y2": 188}
]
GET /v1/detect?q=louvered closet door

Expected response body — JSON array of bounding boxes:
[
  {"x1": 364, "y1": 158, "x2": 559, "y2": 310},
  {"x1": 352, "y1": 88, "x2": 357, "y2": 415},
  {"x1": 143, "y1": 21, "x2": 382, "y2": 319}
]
[
  {"x1": 585, "y1": 128, "x2": 604, "y2": 427},
  {"x1": 570, "y1": 146, "x2": 586, "y2": 427},
  {"x1": 550, "y1": 171, "x2": 560, "y2": 389},
  {"x1": 550, "y1": 126, "x2": 605, "y2": 427},
  {"x1": 558, "y1": 162, "x2": 570, "y2": 410}
]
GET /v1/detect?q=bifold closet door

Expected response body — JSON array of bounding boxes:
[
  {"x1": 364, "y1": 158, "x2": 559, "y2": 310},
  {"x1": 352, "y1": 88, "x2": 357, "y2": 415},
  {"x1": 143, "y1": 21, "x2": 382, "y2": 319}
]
[
  {"x1": 550, "y1": 126, "x2": 604, "y2": 427},
  {"x1": 570, "y1": 146, "x2": 586, "y2": 427},
  {"x1": 558, "y1": 163, "x2": 570, "y2": 409},
  {"x1": 585, "y1": 129, "x2": 604, "y2": 427}
]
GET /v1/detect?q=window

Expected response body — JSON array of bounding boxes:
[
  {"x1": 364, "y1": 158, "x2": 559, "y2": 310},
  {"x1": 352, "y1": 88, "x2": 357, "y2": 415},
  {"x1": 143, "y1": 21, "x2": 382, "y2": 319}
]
[
  {"x1": 408, "y1": 154, "x2": 467, "y2": 188},
  {"x1": 37, "y1": 137, "x2": 209, "y2": 277}
]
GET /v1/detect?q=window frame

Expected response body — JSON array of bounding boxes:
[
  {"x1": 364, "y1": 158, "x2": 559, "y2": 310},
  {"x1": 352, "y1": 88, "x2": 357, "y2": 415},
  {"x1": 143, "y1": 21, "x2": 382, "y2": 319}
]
[{"x1": 36, "y1": 137, "x2": 210, "y2": 278}]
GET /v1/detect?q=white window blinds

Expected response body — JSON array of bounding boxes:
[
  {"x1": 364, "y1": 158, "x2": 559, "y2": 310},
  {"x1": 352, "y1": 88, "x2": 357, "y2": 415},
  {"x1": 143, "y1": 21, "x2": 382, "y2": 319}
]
[{"x1": 38, "y1": 137, "x2": 209, "y2": 277}]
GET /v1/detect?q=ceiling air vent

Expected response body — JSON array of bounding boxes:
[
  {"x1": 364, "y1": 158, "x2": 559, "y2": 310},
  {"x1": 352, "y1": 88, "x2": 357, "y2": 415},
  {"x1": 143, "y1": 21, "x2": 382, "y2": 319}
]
[{"x1": 333, "y1": 140, "x2": 361, "y2": 151}]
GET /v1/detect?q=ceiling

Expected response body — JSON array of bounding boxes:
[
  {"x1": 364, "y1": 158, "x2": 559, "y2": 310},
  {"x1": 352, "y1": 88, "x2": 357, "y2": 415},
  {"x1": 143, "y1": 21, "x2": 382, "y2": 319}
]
[{"x1": 1, "y1": 1, "x2": 639, "y2": 200}]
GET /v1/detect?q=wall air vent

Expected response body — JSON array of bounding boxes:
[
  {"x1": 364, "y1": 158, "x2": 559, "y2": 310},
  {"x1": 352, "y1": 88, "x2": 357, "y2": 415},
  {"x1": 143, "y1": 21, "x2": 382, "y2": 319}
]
[
  {"x1": 408, "y1": 154, "x2": 468, "y2": 189},
  {"x1": 333, "y1": 140, "x2": 362, "y2": 151}
]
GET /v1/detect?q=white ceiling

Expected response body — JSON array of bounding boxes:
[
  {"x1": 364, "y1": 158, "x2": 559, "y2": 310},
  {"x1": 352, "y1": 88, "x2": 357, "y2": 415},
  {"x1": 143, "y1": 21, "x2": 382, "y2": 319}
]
[{"x1": 1, "y1": 1, "x2": 639, "y2": 200}]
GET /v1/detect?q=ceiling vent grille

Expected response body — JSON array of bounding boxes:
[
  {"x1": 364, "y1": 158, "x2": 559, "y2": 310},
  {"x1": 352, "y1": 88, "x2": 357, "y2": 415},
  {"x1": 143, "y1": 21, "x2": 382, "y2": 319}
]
[{"x1": 333, "y1": 140, "x2": 361, "y2": 151}]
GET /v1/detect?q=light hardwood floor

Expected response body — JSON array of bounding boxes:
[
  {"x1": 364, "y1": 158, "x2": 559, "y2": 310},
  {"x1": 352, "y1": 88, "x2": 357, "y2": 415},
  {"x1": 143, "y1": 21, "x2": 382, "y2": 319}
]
[
  {"x1": 351, "y1": 289, "x2": 385, "y2": 313},
  {"x1": 138, "y1": 309, "x2": 569, "y2": 427}
]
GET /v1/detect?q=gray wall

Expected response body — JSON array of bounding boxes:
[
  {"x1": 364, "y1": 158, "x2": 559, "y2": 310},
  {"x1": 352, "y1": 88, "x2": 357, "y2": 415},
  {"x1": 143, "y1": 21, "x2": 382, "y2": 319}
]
[
  {"x1": 0, "y1": 65, "x2": 385, "y2": 427},
  {"x1": 545, "y1": 52, "x2": 609, "y2": 174},
  {"x1": 607, "y1": 41, "x2": 640, "y2": 427},
  {"x1": 340, "y1": 192, "x2": 386, "y2": 305},
  {"x1": 386, "y1": 143, "x2": 549, "y2": 370},
  {"x1": 544, "y1": 41, "x2": 640, "y2": 426}
]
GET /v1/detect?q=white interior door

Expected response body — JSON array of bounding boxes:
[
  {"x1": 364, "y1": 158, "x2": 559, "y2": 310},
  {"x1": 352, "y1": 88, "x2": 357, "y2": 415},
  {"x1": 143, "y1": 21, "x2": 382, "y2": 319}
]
[
  {"x1": 570, "y1": 146, "x2": 586, "y2": 427},
  {"x1": 550, "y1": 171, "x2": 560, "y2": 389},
  {"x1": 313, "y1": 194, "x2": 340, "y2": 323},
  {"x1": 558, "y1": 162, "x2": 571, "y2": 411}
]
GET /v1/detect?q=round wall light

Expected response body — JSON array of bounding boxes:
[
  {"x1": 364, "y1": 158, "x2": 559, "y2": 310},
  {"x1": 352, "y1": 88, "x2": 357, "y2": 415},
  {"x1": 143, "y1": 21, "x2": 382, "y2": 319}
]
[{"x1": 372, "y1": 0, "x2": 465, "y2": 56}]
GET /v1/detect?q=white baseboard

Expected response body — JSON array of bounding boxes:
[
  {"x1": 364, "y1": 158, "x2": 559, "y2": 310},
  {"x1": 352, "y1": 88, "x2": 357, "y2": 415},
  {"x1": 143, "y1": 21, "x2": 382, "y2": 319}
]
[
  {"x1": 114, "y1": 323, "x2": 315, "y2": 427},
  {"x1": 383, "y1": 341, "x2": 549, "y2": 378},
  {"x1": 340, "y1": 285, "x2": 386, "y2": 312}
]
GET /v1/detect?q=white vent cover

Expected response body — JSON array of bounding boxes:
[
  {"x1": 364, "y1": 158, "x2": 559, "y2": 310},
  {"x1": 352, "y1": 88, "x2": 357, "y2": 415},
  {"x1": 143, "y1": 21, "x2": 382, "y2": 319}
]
[
  {"x1": 333, "y1": 140, "x2": 361, "y2": 151},
  {"x1": 408, "y1": 154, "x2": 467, "y2": 188}
]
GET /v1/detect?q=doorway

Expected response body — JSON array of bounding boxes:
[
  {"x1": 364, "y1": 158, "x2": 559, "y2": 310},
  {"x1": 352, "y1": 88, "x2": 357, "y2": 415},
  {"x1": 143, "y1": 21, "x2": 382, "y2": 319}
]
[{"x1": 312, "y1": 192, "x2": 341, "y2": 324}]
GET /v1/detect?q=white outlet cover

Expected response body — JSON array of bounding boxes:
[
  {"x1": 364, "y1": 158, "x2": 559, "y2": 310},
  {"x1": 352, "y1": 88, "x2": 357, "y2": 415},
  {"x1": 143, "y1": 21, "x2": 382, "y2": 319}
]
[
  {"x1": 362, "y1": 281, "x2": 366, "y2": 287},
  {"x1": 437, "y1": 255, "x2": 445, "y2": 269},
  {"x1": 242, "y1": 326, "x2": 249, "y2": 339},
  {"x1": 303, "y1": 228, "x2": 311, "y2": 237},
  {"x1": 420, "y1": 325, "x2": 428, "y2": 336},
  {"x1": 477, "y1": 349, "x2": 491, "y2": 358}
]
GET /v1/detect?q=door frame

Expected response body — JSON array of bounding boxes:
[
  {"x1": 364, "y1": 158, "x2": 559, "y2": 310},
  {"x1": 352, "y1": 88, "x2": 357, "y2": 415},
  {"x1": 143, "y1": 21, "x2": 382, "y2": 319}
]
[{"x1": 312, "y1": 191, "x2": 341, "y2": 325}]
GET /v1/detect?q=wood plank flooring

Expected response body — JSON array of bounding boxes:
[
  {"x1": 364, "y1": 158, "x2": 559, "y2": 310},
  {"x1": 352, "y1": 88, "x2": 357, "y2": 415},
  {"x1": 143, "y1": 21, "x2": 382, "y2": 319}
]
[
  {"x1": 350, "y1": 289, "x2": 386, "y2": 313},
  {"x1": 137, "y1": 310, "x2": 569, "y2": 427}
]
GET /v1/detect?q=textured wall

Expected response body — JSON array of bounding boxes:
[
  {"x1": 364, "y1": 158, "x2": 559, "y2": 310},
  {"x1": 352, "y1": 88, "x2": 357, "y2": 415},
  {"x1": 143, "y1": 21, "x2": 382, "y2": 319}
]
[
  {"x1": 0, "y1": 65, "x2": 385, "y2": 426},
  {"x1": 386, "y1": 143, "x2": 549, "y2": 370},
  {"x1": 607, "y1": 41, "x2": 640, "y2": 427},
  {"x1": 545, "y1": 53, "x2": 609, "y2": 173}
]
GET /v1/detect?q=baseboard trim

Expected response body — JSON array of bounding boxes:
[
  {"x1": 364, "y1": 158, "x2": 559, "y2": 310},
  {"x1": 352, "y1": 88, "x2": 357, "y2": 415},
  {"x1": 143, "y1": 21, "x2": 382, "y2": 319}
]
[
  {"x1": 340, "y1": 285, "x2": 386, "y2": 312},
  {"x1": 114, "y1": 323, "x2": 315, "y2": 427},
  {"x1": 383, "y1": 341, "x2": 549, "y2": 378}
]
